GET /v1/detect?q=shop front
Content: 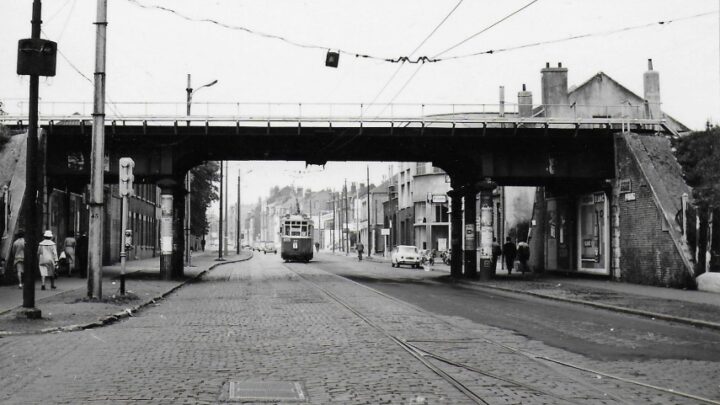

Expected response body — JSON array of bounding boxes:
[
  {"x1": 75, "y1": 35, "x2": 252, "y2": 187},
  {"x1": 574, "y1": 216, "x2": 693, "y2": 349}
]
[
  {"x1": 544, "y1": 190, "x2": 610, "y2": 276},
  {"x1": 577, "y1": 192, "x2": 610, "y2": 275}
]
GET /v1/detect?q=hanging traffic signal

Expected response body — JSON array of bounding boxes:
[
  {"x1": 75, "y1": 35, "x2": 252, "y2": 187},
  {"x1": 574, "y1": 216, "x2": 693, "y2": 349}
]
[{"x1": 325, "y1": 50, "x2": 339, "y2": 68}]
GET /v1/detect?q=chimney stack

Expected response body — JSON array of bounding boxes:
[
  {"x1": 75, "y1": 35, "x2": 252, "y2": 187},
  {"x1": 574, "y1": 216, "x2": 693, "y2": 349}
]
[
  {"x1": 643, "y1": 58, "x2": 661, "y2": 119},
  {"x1": 499, "y1": 85, "x2": 505, "y2": 117},
  {"x1": 518, "y1": 83, "x2": 533, "y2": 118},
  {"x1": 541, "y1": 62, "x2": 570, "y2": 118}
]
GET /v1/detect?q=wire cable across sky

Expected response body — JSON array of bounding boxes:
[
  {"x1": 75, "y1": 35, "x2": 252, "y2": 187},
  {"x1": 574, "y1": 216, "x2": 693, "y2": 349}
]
[
  {"x1": 126, "y1": 0, "x2": 718, "y2": 67},
  {"x1": 442, "y1": 9, "x2": 720, "y2": 61}
]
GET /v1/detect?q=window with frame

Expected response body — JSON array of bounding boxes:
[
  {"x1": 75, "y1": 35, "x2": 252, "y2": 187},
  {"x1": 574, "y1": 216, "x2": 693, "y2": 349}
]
[{"x1": 434, "y1": 204, "x2": 449, "y2": 222}]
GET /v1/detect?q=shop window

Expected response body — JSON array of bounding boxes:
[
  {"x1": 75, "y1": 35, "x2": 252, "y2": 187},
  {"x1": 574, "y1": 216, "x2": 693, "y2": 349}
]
[
  {"x1": 414, "y1": 202, "x2": 425, "y2": 223},
  {"x1": 434, "y1": 204, "x2": 449, "y2": 222}
]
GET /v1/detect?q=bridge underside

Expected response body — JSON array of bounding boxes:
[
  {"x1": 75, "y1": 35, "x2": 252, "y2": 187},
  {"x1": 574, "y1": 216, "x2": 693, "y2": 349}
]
[
  {"x1": 16, "y1": 121, "x2": 660, "y2": 281},
  {"x1": 42, "y1": 123, "x2": 626, "y2": 188}
]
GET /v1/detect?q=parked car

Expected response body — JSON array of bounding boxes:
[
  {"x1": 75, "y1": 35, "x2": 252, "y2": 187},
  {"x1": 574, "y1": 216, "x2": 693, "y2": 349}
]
[
  {"x1": 263, "y1": 242, "x2": 277, "y2": 254},
  {"x1": 391, "y1": 245, "x2": 421, "y2": 268}
]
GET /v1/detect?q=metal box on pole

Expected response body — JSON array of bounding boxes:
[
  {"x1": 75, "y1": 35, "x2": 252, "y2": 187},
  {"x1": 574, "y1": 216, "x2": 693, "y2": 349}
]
[{"x1": 17, "y1": 38, "x2": 57, "y2": 77}]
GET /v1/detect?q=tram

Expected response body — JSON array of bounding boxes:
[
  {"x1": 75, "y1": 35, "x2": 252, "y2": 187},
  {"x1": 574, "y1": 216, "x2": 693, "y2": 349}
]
[{"x1": 279, "y1": 213, "x2": 314, "y2": 262}]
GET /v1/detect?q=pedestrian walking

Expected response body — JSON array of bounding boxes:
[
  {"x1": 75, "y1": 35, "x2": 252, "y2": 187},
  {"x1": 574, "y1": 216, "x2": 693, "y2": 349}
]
[
  {"x1": 63, "y1": 231, "x2": 77, "y2": 276},
  {"x1": 357, "y1": 242, "x2": 364, "y2": 261},
  {"x1": 37, "y1": 230, "x2": 58, "y2": 290},
  {"x1": 314, "y1": 241, "x2": 320, "y2": 252},
  {"x1": 502, "y1": 237, "x2": 516, "y2": 275},
  {"x1": 201, "y1": 238, "x2": 206, "y2": 252},
  {"x1": 10, "y1": 230, "x2": 25, "y2": 289},
  {"x1": 517, "y1": 241, "x2": 530, "y2": 275},
  {"x1": 77, "y1": 232, "x2": 88, "y2": 277},
  {"x1": 491, "y1": 237, "x2": 502, "y2": 273}
]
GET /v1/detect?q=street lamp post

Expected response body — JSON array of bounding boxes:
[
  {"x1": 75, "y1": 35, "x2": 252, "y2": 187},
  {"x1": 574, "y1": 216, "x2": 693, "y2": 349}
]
[
  {"x1": 235, "y1": 169, "x2": 252, "y2": 254},
  {"x1": 185, "y1": 74, "x2": 217, "y2": 265},
  {"x1": 2, "y1": 185, "x2": 8, "y2": 238},
  {"x1": 236, "y1": 171, "x2": 241, "y2": 254},
  {"x1": 216, "y1": 161, "x2": 225, "y2": 261},
  {"x1": 186, "y1": 74, "x2": 218, "y2": 116}
]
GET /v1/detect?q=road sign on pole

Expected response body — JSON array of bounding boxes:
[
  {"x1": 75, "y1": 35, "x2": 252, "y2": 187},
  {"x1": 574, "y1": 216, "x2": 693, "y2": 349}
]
[{"x1": 118, "y1": 158, "x2": 134, "y2": 295}]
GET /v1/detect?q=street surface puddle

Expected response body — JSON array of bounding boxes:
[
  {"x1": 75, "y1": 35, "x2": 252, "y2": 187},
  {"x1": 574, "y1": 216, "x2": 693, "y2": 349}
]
[{"x1": 223, "y1": 381, "x2": 307, "y2": 402}]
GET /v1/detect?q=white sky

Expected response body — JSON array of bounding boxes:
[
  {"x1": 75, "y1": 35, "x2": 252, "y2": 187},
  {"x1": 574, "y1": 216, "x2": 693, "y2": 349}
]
[{"x1": 2, "y1": 0, "x2": 719, "y2": 207}]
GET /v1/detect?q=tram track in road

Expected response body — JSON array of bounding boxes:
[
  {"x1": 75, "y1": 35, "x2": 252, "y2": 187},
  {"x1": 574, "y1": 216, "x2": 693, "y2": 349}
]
[
  {"x1": 282, "y1": 259, "x2": 720, "y2": 405},
  {"x1": 281, "y1": 261, "x2": 590, "y2": 405}
]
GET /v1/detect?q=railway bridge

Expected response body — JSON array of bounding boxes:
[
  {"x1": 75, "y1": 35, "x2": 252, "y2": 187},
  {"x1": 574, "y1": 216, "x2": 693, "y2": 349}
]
[{"x1": 1, "y1": 101, "x2": 672, "y2": 281}]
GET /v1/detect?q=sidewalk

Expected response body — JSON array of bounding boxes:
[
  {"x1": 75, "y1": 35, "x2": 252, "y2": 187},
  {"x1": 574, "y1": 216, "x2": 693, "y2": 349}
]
[
  {"x1": 0, "y1": 250, "x2": 252, "y2": 335},
  {"x1": 331, "y1": 250, "x2": 720, "y2": 330},
  {"x1": 465, "y1": 271, "x2": 720, "y2": 330}
]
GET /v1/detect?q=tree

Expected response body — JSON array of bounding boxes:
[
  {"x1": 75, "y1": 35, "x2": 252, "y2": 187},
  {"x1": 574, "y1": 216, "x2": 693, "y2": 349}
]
[
  {"x1": 675, "y1": 127, "x2": 720, "y2": 274},
  {"x1": 675, "y1": 126, "x2": 720, "y2": 209},
  {"x1": 190, "y1": 161, "x2": 220, "y2": 237},
  {"x1": 0, "y1": 100, "x2": 8, "y2": 152}
]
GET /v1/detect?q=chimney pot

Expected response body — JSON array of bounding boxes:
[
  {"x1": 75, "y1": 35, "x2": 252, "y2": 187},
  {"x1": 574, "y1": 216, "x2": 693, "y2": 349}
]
[
  {"x1": 558, "y1": 62, "x2": 562, "y2": 68},
  {"x1": 546, "y1": 62, "x2": 550, "y2": 68},
  {"x1": 647, "y1": 58, "x2": 653, "y2": 71},
  {"x1": 522, "y1": 83, "x2": 526, "y2": 91}
]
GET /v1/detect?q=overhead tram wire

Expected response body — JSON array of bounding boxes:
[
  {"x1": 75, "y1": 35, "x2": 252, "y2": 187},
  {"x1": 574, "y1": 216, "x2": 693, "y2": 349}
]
[
  {"x1": 126, "y1": 0, "x2": 390, "y2": 63},
  {"x1": 375, "y1": 0, "x2": 541, "y2": 118},
  {"x1": 321, "y1": 0, "x2": 541, "y2": 161},
  {"x1": 434, "y1": 0, "x2": 540, "y2": 57},
  {"x1": 441, "y1": 9, "x2": 720, "y2": 61},
  {"x1": 370, "y1": 4, "x2": 716, "y2": 109},
  {"x1": 315, "y1": 0, "x2": 466, "y2": 161},
  {"x1": 124, "y1": 1, "x2": 716, "y2": 66},
  {"x1": 363, "y1": 0, "x2": 465, "y2": 115},
  {"x1": 40, "y1": 29, "x2": 124, "y2": 118}
]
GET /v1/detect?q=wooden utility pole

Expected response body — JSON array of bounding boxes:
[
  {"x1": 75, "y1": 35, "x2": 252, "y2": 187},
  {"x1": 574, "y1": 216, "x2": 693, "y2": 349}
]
[
  {"x1": 19, "y1": 0, "x2": 45, "y2": 318},
  {"x1": 344, "y1": 180, "x2": 349, "y2": 255},
  {"x1": 236, "y1": 170, "x2": 240, "y2": 254},
  {"x1": 216, "y1": 162, "x2": 224, "y2": 261},
  {"x1": 367, "y1": 166, "x2": 371, "y2": 258},
  {"x1": 224, "y1": 161, "x2": 228, "y2": 256},
  {"x1": 87, "y1": 0, "x2": 108, "y2": 299}
]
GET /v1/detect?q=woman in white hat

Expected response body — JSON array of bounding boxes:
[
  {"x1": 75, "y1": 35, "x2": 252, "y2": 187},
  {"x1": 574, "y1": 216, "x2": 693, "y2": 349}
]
[{"x1": 38, "y1": 230, "x2": 58, "y2": 290}]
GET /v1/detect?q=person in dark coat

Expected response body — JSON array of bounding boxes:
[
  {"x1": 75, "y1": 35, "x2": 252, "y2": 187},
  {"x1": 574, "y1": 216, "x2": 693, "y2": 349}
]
[
  {"x1": 491, "y1": 237, "x2": 502, "y2": 273},
  {"x1": 76, "y1": 232, "x2": 88, "y2": 277},
  {"x1": 502, "y1": 237, "x2": 516, "y2": 275}
]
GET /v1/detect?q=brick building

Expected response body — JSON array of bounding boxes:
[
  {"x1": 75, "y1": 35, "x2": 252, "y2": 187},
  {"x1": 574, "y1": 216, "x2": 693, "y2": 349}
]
[{"x1": 530, "y1": 60, "x2": 695, "y2": 288}]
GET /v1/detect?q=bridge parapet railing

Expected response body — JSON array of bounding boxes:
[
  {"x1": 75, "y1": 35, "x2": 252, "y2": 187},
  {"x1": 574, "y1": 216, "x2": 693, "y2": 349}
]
[
  {"x1": 1, "y1": 101, "x2": 675, "y2": 133},
  {"x1": 1, "y1": 100, "x2": 652, "y2": 121}
]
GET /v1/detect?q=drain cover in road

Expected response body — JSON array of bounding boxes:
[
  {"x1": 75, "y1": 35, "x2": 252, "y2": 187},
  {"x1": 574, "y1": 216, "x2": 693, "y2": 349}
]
[{"x1": 226, "y1": 381, "x2": 307, "y2": 402}]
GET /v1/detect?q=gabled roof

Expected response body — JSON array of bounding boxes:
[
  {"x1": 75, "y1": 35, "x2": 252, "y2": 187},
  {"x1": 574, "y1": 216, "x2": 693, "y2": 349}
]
[
  {"x1": 570, "y1": 72, "x2": 643, "y2": 103},
  {"x1": 569, "y1": 72, "x2": 690, "y2": 133}
]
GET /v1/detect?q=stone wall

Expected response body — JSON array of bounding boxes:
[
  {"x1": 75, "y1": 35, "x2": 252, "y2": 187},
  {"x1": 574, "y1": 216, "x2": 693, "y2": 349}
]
[{"x1": 615, "y1": 133, "x2": 694, "y2": 287}]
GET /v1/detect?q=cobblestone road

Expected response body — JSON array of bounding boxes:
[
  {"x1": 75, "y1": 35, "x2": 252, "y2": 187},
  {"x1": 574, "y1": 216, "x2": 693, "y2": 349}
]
[{"x1": 0, "y1": 253, "x2": 717, "y2": 404}]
